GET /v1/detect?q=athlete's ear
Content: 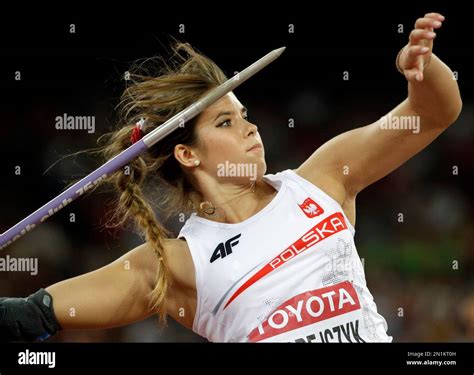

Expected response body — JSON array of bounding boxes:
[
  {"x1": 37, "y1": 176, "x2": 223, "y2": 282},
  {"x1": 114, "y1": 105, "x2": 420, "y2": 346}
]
[{"x1": 174, "y1": 144, "x2": 200, "y2": 168}]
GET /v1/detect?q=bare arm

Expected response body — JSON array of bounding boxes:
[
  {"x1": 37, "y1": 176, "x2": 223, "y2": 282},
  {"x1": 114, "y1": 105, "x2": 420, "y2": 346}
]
[
  {"x1": 46, "y1": 242, "x2": 159, "y2": 330},
  {"x1": 297, "y1": 12, "x2": 462, "y2": 202}
]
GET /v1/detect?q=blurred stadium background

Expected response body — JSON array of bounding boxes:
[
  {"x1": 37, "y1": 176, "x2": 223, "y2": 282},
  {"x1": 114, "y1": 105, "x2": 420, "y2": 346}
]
[{"x1": 0, "y1": 5, "x2": 473, "y2": 342}]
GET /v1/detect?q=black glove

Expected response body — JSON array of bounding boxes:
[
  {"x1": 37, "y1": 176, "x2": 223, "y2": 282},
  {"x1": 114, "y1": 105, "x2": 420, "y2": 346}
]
[{"x1": 0, "y1": 288, "x2": 62, "y2": 342}]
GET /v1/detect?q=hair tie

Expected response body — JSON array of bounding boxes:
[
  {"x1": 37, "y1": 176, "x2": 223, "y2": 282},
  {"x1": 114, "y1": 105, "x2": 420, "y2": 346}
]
[{"x1": 130, "y1": 118, "x2": 145, "y2": 144}]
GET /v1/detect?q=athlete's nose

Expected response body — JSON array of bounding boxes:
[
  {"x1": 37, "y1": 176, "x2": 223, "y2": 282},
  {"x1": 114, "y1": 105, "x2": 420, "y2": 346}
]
[{"x1": 245, "y1": 121, "x2": 258, "y2": 137}]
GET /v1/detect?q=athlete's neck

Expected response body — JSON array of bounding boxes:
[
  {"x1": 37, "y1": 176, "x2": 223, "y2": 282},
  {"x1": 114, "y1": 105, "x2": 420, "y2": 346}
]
[{"x1": 194, "y1": 178, "x2": 277, "y2": 224}]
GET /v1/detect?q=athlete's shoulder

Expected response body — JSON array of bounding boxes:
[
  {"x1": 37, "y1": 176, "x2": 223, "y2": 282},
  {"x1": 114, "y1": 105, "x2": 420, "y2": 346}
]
[
  {"x1": 141, "y1": 238, "x2": 191, "y2": 264},
  {"x1": 139, "y1": 238, "x2": 195, "y2": 291},
  {"x1": 163, "y1": 238, "x2": 196, "y2": 289},
  {"x1": 163, "y1": 237, "x2": 190, "y2": 254},
  {"x1": 261, "y1": 168, "x2": 293, "y2": 185}
]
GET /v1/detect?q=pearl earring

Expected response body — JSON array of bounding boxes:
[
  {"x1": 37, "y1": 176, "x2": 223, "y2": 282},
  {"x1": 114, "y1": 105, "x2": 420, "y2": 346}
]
[{"x1": 194, "y1": 160, "x2": 201, "y2": 166}]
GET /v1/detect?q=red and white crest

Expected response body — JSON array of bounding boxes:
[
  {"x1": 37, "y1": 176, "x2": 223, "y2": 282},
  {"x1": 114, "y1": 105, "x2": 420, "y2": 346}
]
[{"x1": 298, "y1": 197, "x2": 324, "y2": 218}]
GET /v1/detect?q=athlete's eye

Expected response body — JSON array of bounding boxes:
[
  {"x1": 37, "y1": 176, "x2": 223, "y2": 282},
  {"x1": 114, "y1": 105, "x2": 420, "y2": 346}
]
[{"x1": 217, "y1": 119, "x2": 232, "y2": 127}]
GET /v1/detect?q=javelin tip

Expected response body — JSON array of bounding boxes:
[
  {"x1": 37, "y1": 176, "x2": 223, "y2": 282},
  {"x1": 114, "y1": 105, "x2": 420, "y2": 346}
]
[{"x1": 273, "y1": 46, "x2": 287, "y2": 56}]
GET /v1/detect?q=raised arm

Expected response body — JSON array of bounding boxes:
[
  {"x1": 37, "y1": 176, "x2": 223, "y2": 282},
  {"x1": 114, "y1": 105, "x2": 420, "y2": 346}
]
[{"x1": 296, "y1": 12, "x2": 462, "y2": 204}]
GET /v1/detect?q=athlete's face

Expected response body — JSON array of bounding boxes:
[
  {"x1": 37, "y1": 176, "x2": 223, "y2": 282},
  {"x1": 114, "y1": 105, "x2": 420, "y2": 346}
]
[{"x1": 191, "y1": 92, "x2": 266, "y2": 183}]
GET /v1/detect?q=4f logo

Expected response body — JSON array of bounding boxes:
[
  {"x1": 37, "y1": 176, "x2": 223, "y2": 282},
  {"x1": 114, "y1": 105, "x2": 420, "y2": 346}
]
[
  {"x1": 298, "y1": 197, "x2": 324, "y2": 218},
  {"x1": 210, "y1": 233, "x2": 241, "y2": 263}
]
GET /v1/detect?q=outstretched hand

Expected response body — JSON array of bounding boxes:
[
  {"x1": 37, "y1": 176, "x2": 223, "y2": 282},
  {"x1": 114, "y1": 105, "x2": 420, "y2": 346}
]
[{"x1": 397, "y1": 12, "x2": 445, "y2": 82}]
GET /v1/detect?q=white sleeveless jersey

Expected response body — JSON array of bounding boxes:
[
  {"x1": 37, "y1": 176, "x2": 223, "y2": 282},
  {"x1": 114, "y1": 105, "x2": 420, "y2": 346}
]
[{"x1": 177, "y1": 169, "x2": 392, "y2": 342}]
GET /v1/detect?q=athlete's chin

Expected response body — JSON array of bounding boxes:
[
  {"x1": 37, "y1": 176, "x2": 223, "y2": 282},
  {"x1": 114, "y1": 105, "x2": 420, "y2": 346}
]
[
  {"x1": 254, "y1": 162, "x2": 267, "y2": 181},
  {"x1": 245, "y1": 152, "x2": 266, "y2": 164},
  {"x1": 213, "y1": 157, "x2": 266, "y2": 184}
]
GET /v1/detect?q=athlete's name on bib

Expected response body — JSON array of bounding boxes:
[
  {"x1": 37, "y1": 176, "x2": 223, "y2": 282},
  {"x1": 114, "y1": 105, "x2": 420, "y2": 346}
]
[{"x1": 248, "y1": 281, "x2": 361, "y2": 342}]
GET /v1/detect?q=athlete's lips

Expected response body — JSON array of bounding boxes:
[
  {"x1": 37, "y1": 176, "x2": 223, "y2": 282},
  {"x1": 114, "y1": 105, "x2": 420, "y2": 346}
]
[{"x1": 246, "y1": 143, "x2": 263, "y2": 152}]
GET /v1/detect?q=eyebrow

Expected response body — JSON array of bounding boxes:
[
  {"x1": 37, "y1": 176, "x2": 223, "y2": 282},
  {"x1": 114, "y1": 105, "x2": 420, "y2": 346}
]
[{"x1": 213, "y1": 106, "x2": 248, "y2": 122}]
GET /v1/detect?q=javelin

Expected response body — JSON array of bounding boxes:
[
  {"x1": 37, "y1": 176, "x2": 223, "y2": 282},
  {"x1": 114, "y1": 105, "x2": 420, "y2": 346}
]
[{"x1": 0, "y1": 47, "x2": 286, "y2": 250}]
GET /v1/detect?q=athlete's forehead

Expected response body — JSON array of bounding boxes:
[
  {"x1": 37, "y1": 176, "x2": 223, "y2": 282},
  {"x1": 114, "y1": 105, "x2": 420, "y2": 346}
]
[{"x1": 197, "y1": 92, "x2": 246, "y2": 125}]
